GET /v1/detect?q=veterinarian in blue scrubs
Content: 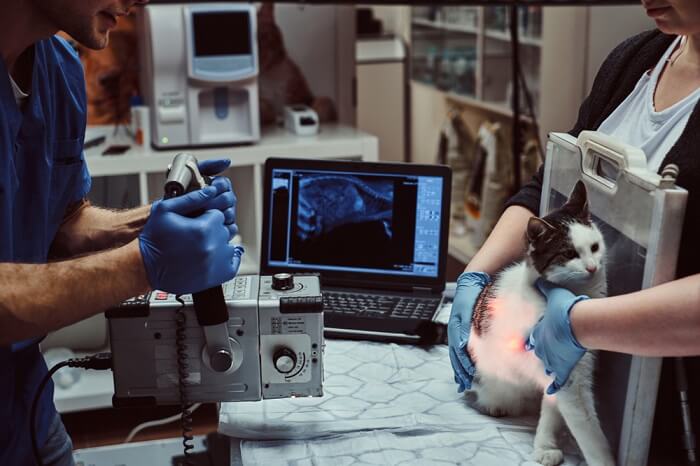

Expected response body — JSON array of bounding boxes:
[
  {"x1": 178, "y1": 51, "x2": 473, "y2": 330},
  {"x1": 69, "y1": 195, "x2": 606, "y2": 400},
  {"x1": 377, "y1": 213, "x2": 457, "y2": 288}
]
[
  {"x1": 449, "y1": 0, "x2": 700, "y2": 461},
  {"x1": 0, "y1": 1, "x2": 243, "y2": 464}
]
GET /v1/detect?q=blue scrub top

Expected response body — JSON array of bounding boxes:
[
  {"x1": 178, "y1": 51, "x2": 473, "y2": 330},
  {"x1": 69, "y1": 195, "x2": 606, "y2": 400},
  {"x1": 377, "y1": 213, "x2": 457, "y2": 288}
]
[{"x1": 0, "y1": 36, "x2": 91, "y2": 464}]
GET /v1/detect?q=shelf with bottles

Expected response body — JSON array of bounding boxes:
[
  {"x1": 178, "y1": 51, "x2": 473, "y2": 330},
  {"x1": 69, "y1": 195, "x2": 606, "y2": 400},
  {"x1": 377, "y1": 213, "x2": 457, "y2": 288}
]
[
  {"x1": 412, "y1": 6, "x2": 480, "y2": 31},
  {"x1": 412, "y1": 40, "x2": 478, "y2": 98},
  {"x1": 483, "y1": 5, "x2": 543, "y2": 47},
  {"x1": 411, "y1": 5, "x2": 543, "y2": 118},
  {"x1": 411, "y1": 6, "x2": 542, "y2": 47}
]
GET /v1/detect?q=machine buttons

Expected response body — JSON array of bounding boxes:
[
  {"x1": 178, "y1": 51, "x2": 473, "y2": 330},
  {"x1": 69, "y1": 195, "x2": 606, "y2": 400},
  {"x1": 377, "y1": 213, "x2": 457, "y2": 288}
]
[
  {"x1": 272, "y1": 273, "x2": 294, "y2": 291},
  {"x1": 273, "y1": 347, "x2": 297, "y2": 374}
]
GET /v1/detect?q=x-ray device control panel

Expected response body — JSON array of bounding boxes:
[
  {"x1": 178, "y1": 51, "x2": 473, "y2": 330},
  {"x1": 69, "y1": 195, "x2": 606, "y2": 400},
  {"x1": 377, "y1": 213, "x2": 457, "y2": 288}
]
[{"x1": 107, "y1": 274, "x2": 324, "y2": 405}]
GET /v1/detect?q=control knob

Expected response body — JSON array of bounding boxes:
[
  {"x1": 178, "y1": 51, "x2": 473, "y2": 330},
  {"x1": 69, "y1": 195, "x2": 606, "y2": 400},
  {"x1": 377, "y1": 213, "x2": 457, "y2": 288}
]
[
  {"x1": 273, "y1": 347, "x2": 297, "y2": 374},
  {"x1": 272, "y1": 273, "x2": 294, "y2": 291}
]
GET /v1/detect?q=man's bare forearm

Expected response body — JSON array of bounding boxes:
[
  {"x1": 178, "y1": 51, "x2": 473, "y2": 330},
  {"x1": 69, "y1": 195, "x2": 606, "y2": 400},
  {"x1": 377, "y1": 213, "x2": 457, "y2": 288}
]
[
  {"x1": 0, "y1": 240, "x2": 150, "y2": 346},
  {"x1": 571, "y1": 274, "x2": 700, "y2": 356},
  {"x1": 51, "y1": 201, "x2": 151, "y2": 258}
]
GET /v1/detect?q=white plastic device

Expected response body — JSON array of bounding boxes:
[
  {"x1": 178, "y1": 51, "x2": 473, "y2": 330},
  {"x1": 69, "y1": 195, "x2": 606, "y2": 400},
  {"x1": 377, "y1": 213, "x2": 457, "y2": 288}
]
[{"x1": 284, "y1": 105, "x2": 319, "y2": 136}]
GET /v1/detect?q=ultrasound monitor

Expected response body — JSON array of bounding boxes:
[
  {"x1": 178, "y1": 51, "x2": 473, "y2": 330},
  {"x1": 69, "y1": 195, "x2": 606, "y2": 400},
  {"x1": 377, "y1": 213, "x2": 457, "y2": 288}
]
[
  {"x1": 186, "y1": 5, "x2": 257, "y2": 82},
  {"x1": 261, "y1": 158, "x2": 452, "y2": 292}
]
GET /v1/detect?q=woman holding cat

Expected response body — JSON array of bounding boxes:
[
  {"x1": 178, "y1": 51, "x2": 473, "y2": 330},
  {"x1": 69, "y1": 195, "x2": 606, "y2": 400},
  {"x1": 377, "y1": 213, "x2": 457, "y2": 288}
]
[
  {"x1": 450, "y1": 0, "x2": 700, "y2": 393},
  {"x1": 448, "y1": 0, "x2": 700, "y2": 461}
]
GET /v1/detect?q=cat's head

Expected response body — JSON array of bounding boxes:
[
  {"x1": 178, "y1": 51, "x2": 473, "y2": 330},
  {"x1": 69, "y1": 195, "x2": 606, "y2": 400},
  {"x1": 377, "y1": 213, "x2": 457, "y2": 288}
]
[
  {"x1": 526, "y1": 181, "x2": 606, "y2": 285},
  {"x1": 257, "y1": 3, "x2": 286, "y2": 71}
]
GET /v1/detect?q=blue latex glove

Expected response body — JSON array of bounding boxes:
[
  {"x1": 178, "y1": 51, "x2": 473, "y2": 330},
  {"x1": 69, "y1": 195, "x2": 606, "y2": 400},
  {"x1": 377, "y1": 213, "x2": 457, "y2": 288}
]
[
  {"x1": 448, "y1": 271, "x2": 491, "y2": 392},
  {"x1": 198, "y1": 159, "x2": 237, "y2": 240},
  {"x1": 139, "y1": 183, "x2": 244, "y2": 295},
  {"x1": 525, "y1": 278, "x2": 589, "y2": 394}
]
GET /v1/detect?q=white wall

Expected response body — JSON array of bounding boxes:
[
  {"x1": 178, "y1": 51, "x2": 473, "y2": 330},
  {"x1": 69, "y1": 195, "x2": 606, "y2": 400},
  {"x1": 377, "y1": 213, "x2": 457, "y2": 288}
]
[{"x1": 585, "y1": 6, "x2": 654, "y2": 92}]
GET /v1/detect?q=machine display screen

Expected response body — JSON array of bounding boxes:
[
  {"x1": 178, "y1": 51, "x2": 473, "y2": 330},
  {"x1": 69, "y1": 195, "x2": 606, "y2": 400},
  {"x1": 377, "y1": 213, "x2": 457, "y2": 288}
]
[
  {"x1": 193, "y1": 12, "x2": 252, "y2": 57},
  {"x1": 265, "y1": 168, "x2": 444, "y2": 278}
]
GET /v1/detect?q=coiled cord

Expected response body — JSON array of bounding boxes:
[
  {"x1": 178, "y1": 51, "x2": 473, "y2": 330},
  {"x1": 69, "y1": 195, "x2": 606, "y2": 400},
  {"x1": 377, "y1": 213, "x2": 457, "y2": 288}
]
[{"x1": 174, "y1": 295, "x2": 194, "y2": 466}]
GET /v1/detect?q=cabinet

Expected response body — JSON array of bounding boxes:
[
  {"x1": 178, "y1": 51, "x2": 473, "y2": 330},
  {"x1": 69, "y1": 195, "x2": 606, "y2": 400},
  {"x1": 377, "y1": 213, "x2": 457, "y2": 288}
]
[
  {"x1": 411, "y1": 5, "x2": 542, "y2": 116},
  {"x1": 408, "y1": 5, "x2": 653, "y2": 267},
  {"x1": 356, "y1": 37, "x2": 408, "y2": 163}
]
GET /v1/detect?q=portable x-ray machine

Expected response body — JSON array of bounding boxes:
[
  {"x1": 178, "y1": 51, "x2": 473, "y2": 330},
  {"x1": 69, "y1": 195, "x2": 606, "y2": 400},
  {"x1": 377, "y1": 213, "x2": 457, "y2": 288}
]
[
  {"x1": 543, "y1": 131, "x2": 688, "y2": 466},
  {"x1": 29, "y1": 154, "x2": 324, "y2": 466}
]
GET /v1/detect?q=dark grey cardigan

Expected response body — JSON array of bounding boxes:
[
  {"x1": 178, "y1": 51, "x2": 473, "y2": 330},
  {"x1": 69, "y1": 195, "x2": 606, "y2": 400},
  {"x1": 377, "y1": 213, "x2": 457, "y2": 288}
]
[{"x1": 507, "y1": 30, "x2": 699, "y2": 279}]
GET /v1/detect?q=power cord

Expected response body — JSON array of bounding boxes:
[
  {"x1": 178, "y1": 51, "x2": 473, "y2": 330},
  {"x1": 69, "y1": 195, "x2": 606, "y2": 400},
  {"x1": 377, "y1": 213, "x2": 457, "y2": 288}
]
[
  {"x1": 31, "y1": 352, "x2": 113, "y2": 466},
  {"x1": 124, "y1": 403, "x2": 202, "y2": 443}
]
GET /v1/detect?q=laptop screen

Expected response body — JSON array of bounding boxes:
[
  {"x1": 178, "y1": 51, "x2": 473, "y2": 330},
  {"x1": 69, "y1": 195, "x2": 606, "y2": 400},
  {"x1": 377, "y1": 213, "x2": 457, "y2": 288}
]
[{"x1": 261, "y1": 159, "x2": 451, "y2": 289}]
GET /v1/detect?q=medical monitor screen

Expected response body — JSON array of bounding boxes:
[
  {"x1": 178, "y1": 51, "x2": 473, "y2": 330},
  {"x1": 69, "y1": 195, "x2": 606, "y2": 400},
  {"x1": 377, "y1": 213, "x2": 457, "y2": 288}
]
[
  {"x1": 265, "y1": 168, "x2": 444, "y2": 278},
  {"x1": 193, "y1": 12, "x2": 251, "y2": 56}
]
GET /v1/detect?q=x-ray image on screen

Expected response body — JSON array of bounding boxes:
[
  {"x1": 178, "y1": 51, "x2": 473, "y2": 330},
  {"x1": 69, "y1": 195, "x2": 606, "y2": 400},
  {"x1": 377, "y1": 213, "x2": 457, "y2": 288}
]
[
  {"x1": 290, "y1": 174, "x2": 412, "y2": 269},
  {"x1": 295, "y1": 175, "x2": 393, "y2": 242},
  {"x1": 266, "y1": 167, "x2": 442, "y2": 277}
]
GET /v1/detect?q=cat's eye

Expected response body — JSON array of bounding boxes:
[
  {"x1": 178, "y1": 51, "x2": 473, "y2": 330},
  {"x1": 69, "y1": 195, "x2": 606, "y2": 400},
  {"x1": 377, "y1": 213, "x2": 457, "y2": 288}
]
[
  {"x1": 591, "y1": 243, "x2": 599, "y2": 253},
  {"x1": 564, "y1": 250, "x2": 579, "y2": 259}
]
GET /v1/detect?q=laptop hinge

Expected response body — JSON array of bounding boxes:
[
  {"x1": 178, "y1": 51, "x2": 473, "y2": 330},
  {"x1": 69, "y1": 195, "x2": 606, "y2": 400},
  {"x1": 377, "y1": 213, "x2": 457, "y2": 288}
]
[{"x1": 412, "y1": 286, "x2": 433, "y2": 295}]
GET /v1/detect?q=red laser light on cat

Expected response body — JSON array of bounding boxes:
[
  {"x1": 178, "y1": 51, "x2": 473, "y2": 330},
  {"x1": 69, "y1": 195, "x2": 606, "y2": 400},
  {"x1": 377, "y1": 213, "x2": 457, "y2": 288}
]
[{"x1": 507, "y1": 336, "x2": 525, "y2": 352}]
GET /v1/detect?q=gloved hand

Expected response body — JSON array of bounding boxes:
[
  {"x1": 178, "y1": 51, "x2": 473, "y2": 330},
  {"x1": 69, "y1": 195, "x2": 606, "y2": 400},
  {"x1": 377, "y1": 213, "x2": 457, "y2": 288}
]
[
  {"x1": 198, "y1": 159, "x2": 237, "y2": 240},
  {"x1": 139, "y1": 183, "x2": 243, "y2": 295},
  {"x1": 448, "y1": 271, "x2": 491, "y2": 392},
  {"x1": 525, "y1": 278, "x2": 589, "y2": 394}
]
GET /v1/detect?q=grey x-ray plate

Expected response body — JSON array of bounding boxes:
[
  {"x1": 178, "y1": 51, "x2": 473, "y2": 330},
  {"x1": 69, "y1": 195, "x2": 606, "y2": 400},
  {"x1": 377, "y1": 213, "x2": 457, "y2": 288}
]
[{"x1": 541, "y1": 131, "x2": 687, "y2": 466}]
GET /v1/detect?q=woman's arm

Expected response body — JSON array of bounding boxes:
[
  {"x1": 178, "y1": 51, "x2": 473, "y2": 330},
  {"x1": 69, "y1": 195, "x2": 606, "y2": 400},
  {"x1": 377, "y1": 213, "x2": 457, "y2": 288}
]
[
  {"x1": 465, "y1": 205, "x2": 534, "y2": 273},
  {"x1": 571, "y1": 274, "x2": 700, "y2": 356}
]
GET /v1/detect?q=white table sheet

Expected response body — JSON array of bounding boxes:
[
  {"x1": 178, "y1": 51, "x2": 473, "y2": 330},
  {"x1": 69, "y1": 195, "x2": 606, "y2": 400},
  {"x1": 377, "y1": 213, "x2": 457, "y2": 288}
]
[{"x1": 219, "y1": 339, "x2": 584, "y2": 466}]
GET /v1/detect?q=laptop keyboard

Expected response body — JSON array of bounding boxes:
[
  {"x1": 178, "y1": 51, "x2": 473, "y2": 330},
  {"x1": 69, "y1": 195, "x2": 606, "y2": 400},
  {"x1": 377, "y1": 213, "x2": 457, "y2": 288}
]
[{"x1": 323, "y1": 291, "x2": 441, "y2": 320}]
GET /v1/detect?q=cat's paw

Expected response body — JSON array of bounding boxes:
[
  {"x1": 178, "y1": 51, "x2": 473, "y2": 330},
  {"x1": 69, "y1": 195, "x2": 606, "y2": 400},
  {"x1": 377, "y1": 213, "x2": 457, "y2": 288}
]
[{"x1": 532, "y1": 448, "x2": 564, "y2": 466}]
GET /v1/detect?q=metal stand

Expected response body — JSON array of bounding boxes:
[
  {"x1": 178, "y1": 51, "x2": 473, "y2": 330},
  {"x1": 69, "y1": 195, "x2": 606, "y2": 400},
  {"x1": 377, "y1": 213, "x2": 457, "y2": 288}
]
[
  {"x1": 676, "y1": 357, "x2": 698, "y2": 465},
  {"x1": 509, "y1": 5, "x2": 522, "y2": 194}
]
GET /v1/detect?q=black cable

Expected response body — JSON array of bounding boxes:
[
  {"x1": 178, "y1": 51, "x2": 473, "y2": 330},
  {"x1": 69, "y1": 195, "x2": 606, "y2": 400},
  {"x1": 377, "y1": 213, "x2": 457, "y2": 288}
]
[
  {"x1": 31, "y1": 353, "x2": 112, "y2": 466},
  {"x1": 516, "y1": 56, "x2": 544, "y2": 160},
  {"x1": 175, "y1": 295, "x2": 195, "y2": 466}
]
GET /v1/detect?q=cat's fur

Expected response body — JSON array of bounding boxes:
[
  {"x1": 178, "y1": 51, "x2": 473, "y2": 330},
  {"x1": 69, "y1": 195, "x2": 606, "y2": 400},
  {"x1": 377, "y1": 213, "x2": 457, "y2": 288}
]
[
  {"x1": 467, "y1": 181, "x2": 615, "y2": 466},
  {"x1": 257, "y1": 3, "x2": 337, "y2": 126}
]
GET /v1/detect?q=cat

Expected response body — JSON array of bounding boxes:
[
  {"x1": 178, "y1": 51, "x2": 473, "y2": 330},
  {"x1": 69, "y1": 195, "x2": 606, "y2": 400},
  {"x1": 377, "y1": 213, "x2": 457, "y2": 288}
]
[
  {"x1": 257, "y1": 3, "x2": 337, "y2": 126},
  {"x1": 466, "y1": 180, "x2": 615, "y2": 466}
]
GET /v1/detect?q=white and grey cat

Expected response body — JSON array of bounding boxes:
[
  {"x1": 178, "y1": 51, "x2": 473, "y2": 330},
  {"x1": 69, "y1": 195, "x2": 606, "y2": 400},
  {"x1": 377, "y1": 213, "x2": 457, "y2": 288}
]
[{"x1": 467, "y1": 181, "x2": 615, "y2": 466}]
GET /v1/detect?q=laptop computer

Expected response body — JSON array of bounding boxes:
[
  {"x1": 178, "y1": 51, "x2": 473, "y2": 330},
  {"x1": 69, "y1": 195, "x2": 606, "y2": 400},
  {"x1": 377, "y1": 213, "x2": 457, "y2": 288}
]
[{"x1": 260, "y1": 157, "x2": 452, "y2": 343}]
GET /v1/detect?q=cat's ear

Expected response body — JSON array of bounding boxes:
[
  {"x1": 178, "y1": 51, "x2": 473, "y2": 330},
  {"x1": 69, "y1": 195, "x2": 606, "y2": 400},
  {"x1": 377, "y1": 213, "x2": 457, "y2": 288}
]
[
  {"x1": 564, "y1": 180, "x2": 590, "y2": 220},
  {"x1": 259, "y1": 3, "x2": 275, "y2": 21},
  {"x1": 527, "y1": 217, "x2": 554, "y2": 242}
]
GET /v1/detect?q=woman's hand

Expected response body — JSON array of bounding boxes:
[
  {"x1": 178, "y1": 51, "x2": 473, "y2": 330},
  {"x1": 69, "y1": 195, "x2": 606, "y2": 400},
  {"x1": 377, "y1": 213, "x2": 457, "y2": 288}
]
[
  {"x1": 526, "y1": 279, "x2": 589, "y2": 394},
  {"x1": 447, "y1": 271, "x2": 491, "y2": 392}
]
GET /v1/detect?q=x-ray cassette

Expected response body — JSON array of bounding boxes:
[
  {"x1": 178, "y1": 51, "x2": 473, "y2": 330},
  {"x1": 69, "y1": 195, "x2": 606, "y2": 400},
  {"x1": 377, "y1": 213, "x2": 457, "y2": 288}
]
[{"x1": 107, "y1": 274, "x2": 324, "y2": 405}]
